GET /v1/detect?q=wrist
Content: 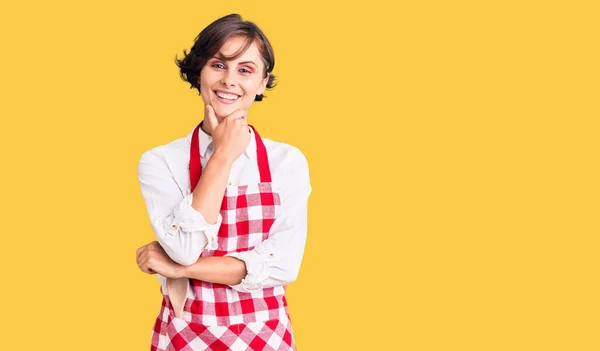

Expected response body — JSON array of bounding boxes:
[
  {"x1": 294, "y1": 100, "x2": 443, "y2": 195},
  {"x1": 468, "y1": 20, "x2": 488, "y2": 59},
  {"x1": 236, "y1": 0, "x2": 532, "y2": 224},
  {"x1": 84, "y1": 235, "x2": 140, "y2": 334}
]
[
  {"x1": 177, "y1": 263, "x2": 191, "y2": 279},
  {"x1": 211, "y1": 150, "x2": 235, "y2": 167},
  {"x1": 181, "y1": 257, "x2": 206, "y2": 280}
]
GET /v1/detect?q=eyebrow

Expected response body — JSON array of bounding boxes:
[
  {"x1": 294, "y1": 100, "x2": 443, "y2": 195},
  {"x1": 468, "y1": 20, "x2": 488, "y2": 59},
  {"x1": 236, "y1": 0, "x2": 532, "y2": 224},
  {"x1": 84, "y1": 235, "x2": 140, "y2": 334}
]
[{"x1": 213, "y1": 55, "x2": 257, "y2": 67}]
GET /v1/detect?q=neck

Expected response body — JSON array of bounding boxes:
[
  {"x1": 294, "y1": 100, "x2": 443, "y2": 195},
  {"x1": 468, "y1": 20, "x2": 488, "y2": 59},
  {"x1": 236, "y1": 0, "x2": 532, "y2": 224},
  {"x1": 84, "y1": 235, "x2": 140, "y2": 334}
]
[{"x1": 200, "y1": 120, "x2": 212, "y2": 136}]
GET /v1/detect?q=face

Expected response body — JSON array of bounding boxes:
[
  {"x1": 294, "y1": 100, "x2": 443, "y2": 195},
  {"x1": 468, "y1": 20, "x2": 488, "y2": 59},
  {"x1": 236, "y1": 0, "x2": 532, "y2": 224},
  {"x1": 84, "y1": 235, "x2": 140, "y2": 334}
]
[{"x1": 199, "y1": 36, "x2": 269, "y2": 119}]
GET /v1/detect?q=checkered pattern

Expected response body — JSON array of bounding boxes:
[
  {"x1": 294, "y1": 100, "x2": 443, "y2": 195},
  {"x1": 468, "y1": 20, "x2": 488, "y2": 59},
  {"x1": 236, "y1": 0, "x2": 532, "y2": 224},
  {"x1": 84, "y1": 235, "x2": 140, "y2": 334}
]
[
  {"x1": 151, "y1": 298, "x2": 295, "y2": 351},
  {"x1": 213, "y1": 183, "x2": 280, "y2": 256},
  {"x1": 150, "y1": 125, "x2": 296, "y2": 350},
  {"x1": 186, "y1": 281, "x2": 287, "y2": 326}
]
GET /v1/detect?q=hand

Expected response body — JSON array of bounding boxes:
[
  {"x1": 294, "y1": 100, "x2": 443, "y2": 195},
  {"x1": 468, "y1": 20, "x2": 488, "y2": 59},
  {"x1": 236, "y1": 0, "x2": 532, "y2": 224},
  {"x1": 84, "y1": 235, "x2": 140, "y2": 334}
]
[
  {"x1": 205, "y1": 104, "x2": 251, "y2": 164},
  {"x1": 201, "y1": 102, "x2": 220, "y2": 135},
  {"x1": 136, "y1": 241, "x2": 184, "y2": 279}
]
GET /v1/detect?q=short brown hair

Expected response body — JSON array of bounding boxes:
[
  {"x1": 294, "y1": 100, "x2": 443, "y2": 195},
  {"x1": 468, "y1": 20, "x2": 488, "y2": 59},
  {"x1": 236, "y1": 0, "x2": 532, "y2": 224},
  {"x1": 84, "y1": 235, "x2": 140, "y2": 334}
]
[{"x1": 175, "y1": 14, "x2": 277, "y2": 101}]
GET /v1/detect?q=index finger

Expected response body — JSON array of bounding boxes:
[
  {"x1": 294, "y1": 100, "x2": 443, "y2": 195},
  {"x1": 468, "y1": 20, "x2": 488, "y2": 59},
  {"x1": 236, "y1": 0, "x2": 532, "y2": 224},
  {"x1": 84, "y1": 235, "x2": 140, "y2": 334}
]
[
  {"x1": 225, "y1": 108, "x2": 247, "y2": 121},
  {"x1": 205, "y1": 104, "x2": 219, "y2": 127}
]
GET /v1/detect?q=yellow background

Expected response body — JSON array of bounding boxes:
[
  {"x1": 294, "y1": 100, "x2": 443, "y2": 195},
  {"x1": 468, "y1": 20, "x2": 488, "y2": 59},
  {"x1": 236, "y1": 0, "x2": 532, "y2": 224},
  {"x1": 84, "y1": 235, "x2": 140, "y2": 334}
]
[{"x1": 1, "y1": 1, "x2": 598, "y2": 350}]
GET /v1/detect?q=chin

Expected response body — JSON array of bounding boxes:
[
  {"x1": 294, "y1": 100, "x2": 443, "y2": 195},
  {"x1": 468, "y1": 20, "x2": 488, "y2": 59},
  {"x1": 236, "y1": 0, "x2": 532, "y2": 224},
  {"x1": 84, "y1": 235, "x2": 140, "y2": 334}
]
[{"x1": 214, "y1": 105, "x2": 236, "y2": 118}]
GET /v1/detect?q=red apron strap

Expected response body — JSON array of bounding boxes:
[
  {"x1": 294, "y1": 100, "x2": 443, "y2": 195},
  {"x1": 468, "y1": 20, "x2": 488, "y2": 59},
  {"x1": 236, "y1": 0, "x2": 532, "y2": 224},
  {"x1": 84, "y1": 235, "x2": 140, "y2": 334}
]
[
  {"x1": 250, "y1": 125, "x2": 272, "y2": 183},
  {"x1": 189, "y1": 123, "x2": 272, "y2": 193},
  {"x1": 189, "y1": 123, "x2": 202, "y2": 193}
]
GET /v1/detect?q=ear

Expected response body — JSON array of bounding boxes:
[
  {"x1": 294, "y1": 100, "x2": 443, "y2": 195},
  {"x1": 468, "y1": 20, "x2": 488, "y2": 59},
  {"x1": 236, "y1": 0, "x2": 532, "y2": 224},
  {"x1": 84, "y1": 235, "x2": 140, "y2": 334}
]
[{"x1": 257, "y1": 73, "x2": 269, "y2": 95}]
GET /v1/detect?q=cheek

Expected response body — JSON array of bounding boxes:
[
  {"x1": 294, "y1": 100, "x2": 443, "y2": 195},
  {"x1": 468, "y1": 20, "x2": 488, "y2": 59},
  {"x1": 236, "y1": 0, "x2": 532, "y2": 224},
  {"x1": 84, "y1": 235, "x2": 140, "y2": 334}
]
[
  {"x1": 199, "y1": 68, "x2": 216, "y2": 91},
  {"x1": 199, "y1": 76, "x2": 210, "y2": 91},
  {"x1": 240, "y1": 79, "x2": 263, "y2": 97},
  {"x1": 241, "y1": 87, "x2": 259, "y2": 106},
  {"x1": 199, "y1": 83, "x2": 210, "y2": 103}
]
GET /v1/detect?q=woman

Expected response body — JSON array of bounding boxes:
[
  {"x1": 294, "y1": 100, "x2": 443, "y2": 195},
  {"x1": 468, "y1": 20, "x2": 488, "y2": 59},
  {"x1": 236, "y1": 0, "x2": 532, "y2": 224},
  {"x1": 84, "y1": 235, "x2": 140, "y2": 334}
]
[{"x1": 135, "y1": 13, "x2": 311, "y2": 351}]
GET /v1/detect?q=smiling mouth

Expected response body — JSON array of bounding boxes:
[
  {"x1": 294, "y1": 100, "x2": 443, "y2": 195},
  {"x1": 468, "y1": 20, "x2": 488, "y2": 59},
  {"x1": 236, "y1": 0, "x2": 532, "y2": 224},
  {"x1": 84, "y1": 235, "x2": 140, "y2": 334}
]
[{"x1": 214, "y1": 90, "x2": 241, "y2": 103}]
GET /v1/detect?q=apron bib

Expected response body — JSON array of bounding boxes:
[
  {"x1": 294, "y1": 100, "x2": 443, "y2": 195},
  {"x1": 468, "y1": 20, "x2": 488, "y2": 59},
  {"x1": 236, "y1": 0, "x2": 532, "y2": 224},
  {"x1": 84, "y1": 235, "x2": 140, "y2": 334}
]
[{"x1": 150, "y1": 123, "x2": 296, "y2": 351}]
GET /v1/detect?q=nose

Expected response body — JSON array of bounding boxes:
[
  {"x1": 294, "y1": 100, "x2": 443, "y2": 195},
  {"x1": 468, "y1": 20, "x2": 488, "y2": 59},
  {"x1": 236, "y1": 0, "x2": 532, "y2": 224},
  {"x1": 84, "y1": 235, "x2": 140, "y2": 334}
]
[{"x1": 220, "y1": 69, "x2": 237, "y2": 87}]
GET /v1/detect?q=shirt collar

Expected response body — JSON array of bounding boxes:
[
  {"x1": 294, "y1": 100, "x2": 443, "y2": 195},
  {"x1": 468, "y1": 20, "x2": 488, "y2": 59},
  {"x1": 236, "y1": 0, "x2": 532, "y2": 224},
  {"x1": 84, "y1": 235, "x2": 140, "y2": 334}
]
[{"x1": 186, "y1": 121, "x2": 257, "y2": 160}]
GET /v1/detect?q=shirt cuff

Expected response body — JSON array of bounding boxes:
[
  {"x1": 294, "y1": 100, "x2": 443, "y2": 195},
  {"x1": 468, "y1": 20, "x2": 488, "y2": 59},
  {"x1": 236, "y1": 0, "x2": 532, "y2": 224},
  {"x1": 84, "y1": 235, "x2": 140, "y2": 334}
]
[
  {"x1": 165, "y1": 193, "x2": 221, "y2": 251},
  {"x1": 225, "y1": 250, "x2": 276, "y2": 293}
]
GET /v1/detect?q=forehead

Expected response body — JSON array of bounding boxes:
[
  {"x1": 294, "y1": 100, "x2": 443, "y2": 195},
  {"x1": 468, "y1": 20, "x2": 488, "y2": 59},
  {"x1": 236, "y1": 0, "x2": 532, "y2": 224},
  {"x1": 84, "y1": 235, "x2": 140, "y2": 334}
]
[{"x1": 217, "y1": 36, "x2": 263, "y2": 65}]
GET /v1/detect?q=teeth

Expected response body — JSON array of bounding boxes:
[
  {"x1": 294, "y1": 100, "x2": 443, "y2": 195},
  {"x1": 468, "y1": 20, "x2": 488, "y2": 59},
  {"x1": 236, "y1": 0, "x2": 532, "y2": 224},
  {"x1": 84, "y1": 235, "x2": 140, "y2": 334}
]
[{"x1": 216, "y1": 91, "x2": 239, "y2": 100}]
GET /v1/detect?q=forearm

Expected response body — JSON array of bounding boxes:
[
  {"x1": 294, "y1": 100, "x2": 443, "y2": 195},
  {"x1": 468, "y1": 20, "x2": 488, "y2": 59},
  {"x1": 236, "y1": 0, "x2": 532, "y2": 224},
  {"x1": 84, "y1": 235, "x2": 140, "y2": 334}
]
[
  {"x1": 181, "y1": 256, "x2": 247, "y2": 286},
  {"x1": 139, "y1": 149, "x2": 223, "y2": 266},
  {"x1": 191, "y1": 152, "x2": 233, "y2": 224}
]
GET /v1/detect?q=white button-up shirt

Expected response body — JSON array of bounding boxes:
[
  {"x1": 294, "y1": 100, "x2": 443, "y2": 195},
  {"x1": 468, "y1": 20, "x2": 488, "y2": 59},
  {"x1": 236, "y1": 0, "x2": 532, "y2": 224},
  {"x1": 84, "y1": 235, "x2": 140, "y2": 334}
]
[{"x1": 137, "y1": 124, "x2": 311, "y2": 293}]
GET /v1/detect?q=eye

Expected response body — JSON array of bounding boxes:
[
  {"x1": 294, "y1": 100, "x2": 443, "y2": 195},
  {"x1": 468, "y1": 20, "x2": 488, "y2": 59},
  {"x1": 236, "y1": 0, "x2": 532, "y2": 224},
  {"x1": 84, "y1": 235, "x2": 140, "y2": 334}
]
[
  {"x1": 212, "y1": 62, "x2": 226, "y2": 69},
  {"x1": 239, "y1": 68, "x2": 252, "y2": 74}
]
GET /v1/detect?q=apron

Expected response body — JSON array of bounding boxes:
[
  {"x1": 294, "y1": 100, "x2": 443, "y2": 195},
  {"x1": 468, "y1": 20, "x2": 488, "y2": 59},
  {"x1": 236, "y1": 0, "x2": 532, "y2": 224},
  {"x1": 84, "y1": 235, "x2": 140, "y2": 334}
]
[{"x1": 150, "y1": 123, "x2": 296, "y2": 351}]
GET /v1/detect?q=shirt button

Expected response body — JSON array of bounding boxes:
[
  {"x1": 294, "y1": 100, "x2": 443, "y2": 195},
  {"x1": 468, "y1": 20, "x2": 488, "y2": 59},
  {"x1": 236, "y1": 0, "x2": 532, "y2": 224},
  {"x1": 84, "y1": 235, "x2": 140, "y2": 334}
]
[
  {"x1": 268, "y1": 253, "x2": 275, "y2": 259},
  {"x1": 228, "y1": 180, "x2": 232, "y2": 186},
  {"x1": 170, "y1": 224, "x2": 178, "y2": 231}
]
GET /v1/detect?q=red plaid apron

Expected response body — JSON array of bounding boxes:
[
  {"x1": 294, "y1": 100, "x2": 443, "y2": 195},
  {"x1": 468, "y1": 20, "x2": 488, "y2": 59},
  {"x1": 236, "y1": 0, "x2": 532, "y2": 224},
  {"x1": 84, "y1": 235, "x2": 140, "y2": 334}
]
[{"x1": 150, "y1": 123, "x2": 296, "y2": 351}]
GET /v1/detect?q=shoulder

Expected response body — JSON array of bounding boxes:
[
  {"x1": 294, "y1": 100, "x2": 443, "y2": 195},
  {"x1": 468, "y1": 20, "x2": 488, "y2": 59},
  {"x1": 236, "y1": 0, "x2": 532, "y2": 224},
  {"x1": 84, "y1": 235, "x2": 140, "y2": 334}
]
[
  {"x1": 138, "y1": 134, "x2": 190, "y2": 173},
  {"x1": 261, "y1": 136, "x2": 309, "y2": 173},
  {"x1": 261, "y1": 136, "x2": 312, "y2": 198}
]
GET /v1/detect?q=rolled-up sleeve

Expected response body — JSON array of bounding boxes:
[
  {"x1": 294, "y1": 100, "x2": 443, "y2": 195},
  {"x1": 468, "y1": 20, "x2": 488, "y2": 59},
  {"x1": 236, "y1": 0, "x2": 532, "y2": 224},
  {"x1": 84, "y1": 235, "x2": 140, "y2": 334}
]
[
  {"x1": 138, "y1": 149, "x2": 221, "y2": 266},
  {"x1": 226, "y1": 148, "x2": 311, "y2": 292}
]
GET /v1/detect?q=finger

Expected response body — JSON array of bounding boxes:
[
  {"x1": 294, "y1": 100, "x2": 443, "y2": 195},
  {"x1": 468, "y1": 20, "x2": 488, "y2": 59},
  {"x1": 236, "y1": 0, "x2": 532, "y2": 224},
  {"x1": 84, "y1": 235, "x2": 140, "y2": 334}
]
[
  {"x1": 136, "y1": 252, "x2": 143, "y2": 269},
  {"x1": 140, "y1": 256, "x2": 154, "y2": 274},
  {"x1": 138, "y1": 257, "x2": 151, "y2": 273},
  {"x1": 225, "y1": 108, "x2": 247, "y2": 122},
  {"x1": 205, "y1": 104, "x2": 219, "y2": 127},
  {"x1": 137, "y1": 249, "x2": 149, "y2": 268},
  {"x1": 142, "y1": 257, "x2": 159, "y2": 275},
  {"x1": 234, "y1": 118, "x2": 249, "y2": 128},
  {"x1": 140, "y1": 263, "x2": 154, "y2": 274},
  {"x1": 136, "y1": 242, "x2": 153, "y2": 260},
  {"x1": 136, "y1": 245, "x2": 146, "y2": 262}
]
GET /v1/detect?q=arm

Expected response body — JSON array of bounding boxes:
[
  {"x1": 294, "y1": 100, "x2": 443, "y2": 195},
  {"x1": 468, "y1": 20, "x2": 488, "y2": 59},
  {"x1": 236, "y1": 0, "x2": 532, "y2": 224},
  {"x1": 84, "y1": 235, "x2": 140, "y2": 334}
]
[
  {"x1": 181, "y1": 256, "x2": 247, "y2": 286},
  {"x1": 180, "y1": 148, "x2": 312, "y2": 291},
  {"x1": 190, "y1": 152, "x2": 233, "y2": 224},
  {"x1": 191, "y1": 107, "x2": 247, "y2": 225},
  {"x1": 137, "y1": 149, "x2": 232, "y2": 266},
  {"x1": 138, "y1": 107, "x2": 250, "y2": 266}
]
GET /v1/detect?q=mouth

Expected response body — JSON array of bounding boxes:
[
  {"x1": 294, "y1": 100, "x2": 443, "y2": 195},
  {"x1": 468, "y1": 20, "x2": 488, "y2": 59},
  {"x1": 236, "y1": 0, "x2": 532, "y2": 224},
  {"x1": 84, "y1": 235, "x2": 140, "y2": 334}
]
[{"x1": 214, "y1": 90, "x2": 241, "y2": 104}]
